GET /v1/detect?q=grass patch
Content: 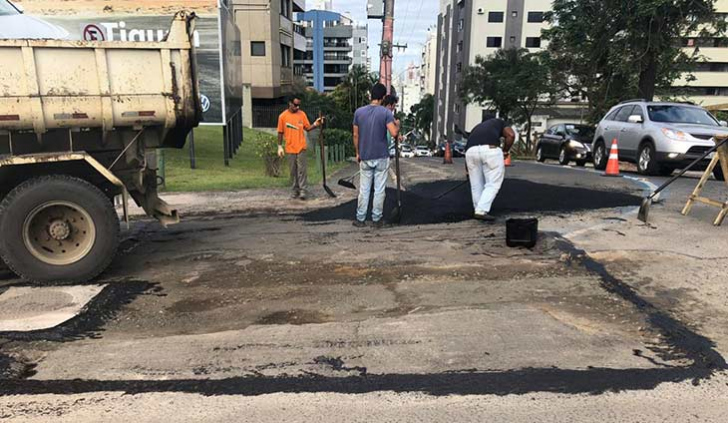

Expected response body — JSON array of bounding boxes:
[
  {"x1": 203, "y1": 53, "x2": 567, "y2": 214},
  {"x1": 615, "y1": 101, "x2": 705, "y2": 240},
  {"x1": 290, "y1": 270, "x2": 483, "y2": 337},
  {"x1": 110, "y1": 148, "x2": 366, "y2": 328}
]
[{"x1": 162, "y1": 126, "x2": 348, "y2": 192}]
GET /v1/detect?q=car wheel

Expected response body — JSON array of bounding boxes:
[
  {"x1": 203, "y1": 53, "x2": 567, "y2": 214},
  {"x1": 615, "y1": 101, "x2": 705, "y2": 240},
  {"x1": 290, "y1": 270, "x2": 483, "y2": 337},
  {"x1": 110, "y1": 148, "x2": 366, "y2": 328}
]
[
  {"x1": 558, "y1": 147, "x2": 570, "y2": 165},
  {"x1": 536, "y1": 146, "x2": 546, "y2": 162},
  {"x1": 638, "y1": 143, "x2": 659, "y2": 176},
  {"x1": 714, "y1": 165, "x2": 725, "y2": 181},
  {"x1": 576, "y1": 160, "x2": 587, "y2": 167},
  {"x1": 593, "y1": 141, "x2": 607, "y2": 170}
]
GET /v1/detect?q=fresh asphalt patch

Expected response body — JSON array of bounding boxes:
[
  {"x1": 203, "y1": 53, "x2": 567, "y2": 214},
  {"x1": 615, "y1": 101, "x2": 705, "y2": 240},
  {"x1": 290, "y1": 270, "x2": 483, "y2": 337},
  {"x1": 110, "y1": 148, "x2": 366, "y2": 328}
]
[
  {"x1": 302, "y1": 179, "x2": 642, "y2": 225},
  {"x1": 1, "y1": 236, "x2": 724, "y2": 397}
]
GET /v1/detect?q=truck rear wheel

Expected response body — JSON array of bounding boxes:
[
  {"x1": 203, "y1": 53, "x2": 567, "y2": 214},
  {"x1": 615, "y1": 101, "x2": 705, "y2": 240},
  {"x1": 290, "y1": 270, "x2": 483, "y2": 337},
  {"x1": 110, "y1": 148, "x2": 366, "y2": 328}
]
[{"x1": 0, "y1": 175, "x2": 119, "y2": 283}]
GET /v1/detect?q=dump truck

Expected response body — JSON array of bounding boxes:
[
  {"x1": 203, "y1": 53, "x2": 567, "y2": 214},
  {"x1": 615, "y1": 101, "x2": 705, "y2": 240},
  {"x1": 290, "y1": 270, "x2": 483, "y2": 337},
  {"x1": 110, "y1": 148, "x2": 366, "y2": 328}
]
[{"x1": 0, "y1": 11, "x2": 202, "y2": 283}]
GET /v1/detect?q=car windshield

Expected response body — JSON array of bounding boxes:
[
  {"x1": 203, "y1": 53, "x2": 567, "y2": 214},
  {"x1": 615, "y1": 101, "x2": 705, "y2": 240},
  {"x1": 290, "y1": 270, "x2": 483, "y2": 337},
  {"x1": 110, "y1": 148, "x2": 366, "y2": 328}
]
[
  {"x1": 0, "y1": 1, "x2": 20, "y2": 16},
  {"x1": 565, "y1": 125, "x2": 594, "y2": 138},
  {"x1": 401, "y1": 145, "x2": 412, "y2": 151},
  {"x1": 647, "y1": 105, "x2": 720, "y2": 126}
]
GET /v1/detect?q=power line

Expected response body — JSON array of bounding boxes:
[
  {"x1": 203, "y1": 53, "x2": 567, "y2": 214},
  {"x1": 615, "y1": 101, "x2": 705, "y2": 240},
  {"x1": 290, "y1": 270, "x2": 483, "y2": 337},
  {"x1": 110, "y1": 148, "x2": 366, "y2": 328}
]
[{"x1": 395, "y1": 0, "x2": 413, "y2": 46}]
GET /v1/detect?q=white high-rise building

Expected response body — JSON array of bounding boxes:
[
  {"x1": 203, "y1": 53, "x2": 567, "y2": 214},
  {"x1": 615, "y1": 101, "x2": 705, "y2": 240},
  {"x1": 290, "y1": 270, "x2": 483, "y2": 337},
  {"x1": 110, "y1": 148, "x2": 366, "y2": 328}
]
[
  {"x1": 421, "y1": 29, "x2": 437, "y2": 96},
  {"x1": 351, "y1": 23, "x2": 369, "y2": 71}
]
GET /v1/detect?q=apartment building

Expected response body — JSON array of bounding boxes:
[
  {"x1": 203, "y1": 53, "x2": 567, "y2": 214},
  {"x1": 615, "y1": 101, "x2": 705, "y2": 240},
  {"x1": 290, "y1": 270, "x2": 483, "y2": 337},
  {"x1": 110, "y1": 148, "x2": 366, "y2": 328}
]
[
  {"x1": 396, "y1": 63, "x2": 423, "y2": 114},
  {"x1": 421, "y1": 30, "x2": 437, "y2": 96},
  {"x1": 433, "y1": 0, "x2": 552, "y2": 143},
  {"x1": 676, "y1": 0, "x2": 728, "y2": 110},
  {"x1": 295, "y1": 10, "x2": 353, "y2": 92},
  {"x1": 352, "y1": 24, "x2": 370, "y2": 71},
  {"x1": 231, "y1": 0, "x2": 306, "y2": 127}
]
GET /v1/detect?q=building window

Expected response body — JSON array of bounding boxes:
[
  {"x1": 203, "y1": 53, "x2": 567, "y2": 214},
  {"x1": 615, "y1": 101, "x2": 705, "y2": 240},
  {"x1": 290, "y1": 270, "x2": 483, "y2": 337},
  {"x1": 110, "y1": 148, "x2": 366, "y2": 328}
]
[
  {"x1": 456, "y1": 62, "x2": 462, "y2": 73},
  {"x1": 457, "y1": 41, "x2": 463, "y2": 52},
  {"x1": 361, "y1": 49, "x2": 366, "y2": 57},
  {"x1": 488, "y1": 12, "x2": 504, "y2": 23},
  {"x1": 454, "y1": 103, "x2": 461, "y2": 114},
  {"x1": 458, "y1": 19, "x2": 464, "y2": 32},
  {"x1": 486, "y1": 37, "x2": 502, "y2": 48},
  {"x1": 280, "y1": 44, "x2": 291, "y2": 68},
  {"x1": 511, "y1": 11, "x2": 518, "y2": 18},
  {"x1": 251, "y1": 41, "x2": 266, "y2": 57},
  {"x1": 280, "y1": 0, "x2": 290, "y2": 18},
  {"x1": 527, "y1": 11, "x2": 544, "y2": 23},
  {"x1": 525, "y1": 37, "x2": 541, "y2": 48},
  {"x1": 509, "y1": 36, "x2": 516, "y2": 44}
]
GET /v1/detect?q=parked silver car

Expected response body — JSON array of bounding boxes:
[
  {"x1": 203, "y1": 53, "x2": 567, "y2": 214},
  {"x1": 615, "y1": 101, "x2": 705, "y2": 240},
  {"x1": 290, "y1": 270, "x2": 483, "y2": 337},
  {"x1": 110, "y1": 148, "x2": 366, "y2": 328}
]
[{"x1": 592, "y1": 100, "x2": 728, "y2": 179}]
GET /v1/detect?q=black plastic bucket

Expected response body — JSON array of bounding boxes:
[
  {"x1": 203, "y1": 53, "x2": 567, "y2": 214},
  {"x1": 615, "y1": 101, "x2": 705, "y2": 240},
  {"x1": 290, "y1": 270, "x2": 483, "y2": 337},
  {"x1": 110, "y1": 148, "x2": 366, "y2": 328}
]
[{"x1": 506, "y1": 218, "x2": 539, "y2": 248}]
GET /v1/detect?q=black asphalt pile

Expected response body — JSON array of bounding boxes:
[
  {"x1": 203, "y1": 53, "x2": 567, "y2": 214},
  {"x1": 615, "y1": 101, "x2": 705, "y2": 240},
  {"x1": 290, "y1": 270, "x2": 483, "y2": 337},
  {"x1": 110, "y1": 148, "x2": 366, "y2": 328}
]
[{"x1": 302, "y1": 179, "x2": 642, "y2": 225}]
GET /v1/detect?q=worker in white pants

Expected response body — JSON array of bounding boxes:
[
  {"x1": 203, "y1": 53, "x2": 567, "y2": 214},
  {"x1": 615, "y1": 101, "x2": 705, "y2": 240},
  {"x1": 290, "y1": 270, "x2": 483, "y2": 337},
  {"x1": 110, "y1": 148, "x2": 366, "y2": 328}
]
[{"x1": 463, "y1": 115, "x2": 516, "y2": 221}]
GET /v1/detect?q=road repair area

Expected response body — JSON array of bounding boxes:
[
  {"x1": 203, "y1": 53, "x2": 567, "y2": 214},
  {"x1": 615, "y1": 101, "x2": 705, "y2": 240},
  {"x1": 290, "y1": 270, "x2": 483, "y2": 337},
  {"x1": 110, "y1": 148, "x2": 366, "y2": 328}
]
[{"x1": 1, "y1": 158, "x2": 728, "y2": 421}]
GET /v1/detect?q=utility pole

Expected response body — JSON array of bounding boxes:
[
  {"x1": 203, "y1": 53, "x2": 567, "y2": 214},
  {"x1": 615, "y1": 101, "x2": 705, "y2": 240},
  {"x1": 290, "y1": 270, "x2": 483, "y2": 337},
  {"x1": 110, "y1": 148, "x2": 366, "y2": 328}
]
[
  {"x1": 379, "y1": 0, "x2": 394, "y2": 93},
  {"x1": 379, "y1": 0, "x2": 407, "y2": 94}
]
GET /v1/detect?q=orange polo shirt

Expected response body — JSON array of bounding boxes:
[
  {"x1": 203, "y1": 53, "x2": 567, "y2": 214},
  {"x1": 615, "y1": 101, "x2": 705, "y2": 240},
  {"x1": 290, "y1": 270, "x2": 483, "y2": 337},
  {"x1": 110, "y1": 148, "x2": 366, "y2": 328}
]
[{"x1": 277, "y1": 110, "x2": 311, "y2": 154}]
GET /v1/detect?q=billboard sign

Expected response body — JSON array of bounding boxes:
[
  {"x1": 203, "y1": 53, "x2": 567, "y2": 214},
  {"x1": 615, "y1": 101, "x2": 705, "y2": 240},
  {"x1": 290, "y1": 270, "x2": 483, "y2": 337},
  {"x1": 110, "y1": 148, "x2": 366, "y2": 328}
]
[{"x1": 19, "y1": 0, "x2": 241, "y2": 126}]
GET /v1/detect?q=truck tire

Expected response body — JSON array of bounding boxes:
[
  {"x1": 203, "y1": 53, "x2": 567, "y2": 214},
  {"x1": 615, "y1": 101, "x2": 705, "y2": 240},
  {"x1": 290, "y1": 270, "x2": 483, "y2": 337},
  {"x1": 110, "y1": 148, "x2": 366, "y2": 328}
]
[
  {"x1": 0, "y1": 175, "x2": 119, "y2": 283},
  {"x1": 593, "y1": 140, "x2": 607, "y2": 170}
]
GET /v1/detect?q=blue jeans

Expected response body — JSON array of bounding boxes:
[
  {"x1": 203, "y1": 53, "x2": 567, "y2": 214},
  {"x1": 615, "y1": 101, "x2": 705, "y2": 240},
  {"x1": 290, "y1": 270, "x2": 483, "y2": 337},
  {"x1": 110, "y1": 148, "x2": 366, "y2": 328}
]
[{"x1": 356, "y1": 158, "x2": 389, "y2": 222}]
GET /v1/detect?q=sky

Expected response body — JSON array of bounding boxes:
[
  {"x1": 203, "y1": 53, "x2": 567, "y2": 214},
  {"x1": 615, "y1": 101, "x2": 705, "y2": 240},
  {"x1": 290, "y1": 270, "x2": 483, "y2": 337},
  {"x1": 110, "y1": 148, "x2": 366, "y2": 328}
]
[{"x1": 325, "y1": 0, "x2": 440, "y2": 76}]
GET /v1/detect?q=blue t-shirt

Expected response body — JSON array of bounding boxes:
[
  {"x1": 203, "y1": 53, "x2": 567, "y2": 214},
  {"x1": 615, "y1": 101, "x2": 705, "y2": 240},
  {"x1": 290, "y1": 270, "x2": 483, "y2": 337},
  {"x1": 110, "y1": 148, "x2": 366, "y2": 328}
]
[{"x1": 353, "y1": 105, "x2": 395, "y2": 161}]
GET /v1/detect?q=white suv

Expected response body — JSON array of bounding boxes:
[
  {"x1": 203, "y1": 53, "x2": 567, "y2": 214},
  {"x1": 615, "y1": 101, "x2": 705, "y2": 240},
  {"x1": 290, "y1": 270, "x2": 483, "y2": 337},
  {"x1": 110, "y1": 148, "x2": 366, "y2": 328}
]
[{"x1": 592, "y1": 100, "x2": 728, "y2": 179}]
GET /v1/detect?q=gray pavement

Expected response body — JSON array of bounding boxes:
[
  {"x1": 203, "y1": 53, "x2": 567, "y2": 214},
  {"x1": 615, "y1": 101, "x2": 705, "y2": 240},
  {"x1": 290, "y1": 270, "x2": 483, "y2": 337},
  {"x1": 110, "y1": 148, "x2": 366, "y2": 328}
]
[{"x1": 1, "y1": 158, "x2": 728, "y2": 421}]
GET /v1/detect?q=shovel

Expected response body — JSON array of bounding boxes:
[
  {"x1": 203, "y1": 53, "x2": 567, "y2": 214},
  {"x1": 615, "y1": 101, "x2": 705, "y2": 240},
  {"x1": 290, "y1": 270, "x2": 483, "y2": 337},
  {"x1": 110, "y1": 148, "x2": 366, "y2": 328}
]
[
  {"x1": 338, "y1": 170, "x2": 359, "y2": 190},
  {"x1": 638, "y1": 136, "x2": 728, "y2": 223},
  {"x1": 317, "y1": 112, "x2": 336, "y2": 198}
]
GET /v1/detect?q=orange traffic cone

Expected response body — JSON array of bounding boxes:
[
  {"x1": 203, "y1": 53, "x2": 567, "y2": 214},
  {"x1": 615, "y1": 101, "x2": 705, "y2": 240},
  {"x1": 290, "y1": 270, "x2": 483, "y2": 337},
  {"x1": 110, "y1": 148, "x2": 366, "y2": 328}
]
[
  {"x1": 443, "y1": 141, "x2": 453, "y2": 164},
  {"x1": 504, "y1": 153, "x2": 512, "y2": 167},
  {"x1": 603, "y1": 138, "x2": 620, "y2": 177}
]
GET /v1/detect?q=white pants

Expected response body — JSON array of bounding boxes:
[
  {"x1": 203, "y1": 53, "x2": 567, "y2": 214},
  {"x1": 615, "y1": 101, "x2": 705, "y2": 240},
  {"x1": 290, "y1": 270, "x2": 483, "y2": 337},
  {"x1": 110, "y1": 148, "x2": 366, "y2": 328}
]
[{"x1": 465, "y1": 145, "x2": 505, "y2": 214}]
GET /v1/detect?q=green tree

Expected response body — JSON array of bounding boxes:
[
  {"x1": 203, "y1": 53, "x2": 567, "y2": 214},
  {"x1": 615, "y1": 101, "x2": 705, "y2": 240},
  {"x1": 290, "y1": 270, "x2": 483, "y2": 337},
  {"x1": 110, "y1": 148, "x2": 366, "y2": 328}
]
[
  {"x1": 458, "y1": 48, "x2": 556, "y2": 153},
  {"x1": 408, "y1": 94, "x2": 434, "y2": 146},
  {"x1": 543, "y1": 0, "x2": 725, "y2": 123},
  {"x1": 331, "y1": 65, "x2": 377, "y2": 116}
]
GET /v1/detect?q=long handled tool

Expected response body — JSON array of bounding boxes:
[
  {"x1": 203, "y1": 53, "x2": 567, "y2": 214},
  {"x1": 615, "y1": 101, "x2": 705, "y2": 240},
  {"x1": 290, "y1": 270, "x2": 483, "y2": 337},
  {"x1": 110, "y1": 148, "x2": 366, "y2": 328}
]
[
  {"x1": 338, "y1": 171, "x2": 359, "y2": 190},
  {"x1": 317, "y1": 112, "x2": 336, "y2": 198},
  {"x1": 433, "y1": 180, "x2": 469, "y2": 200},
  {"x1": 638, "y1": 136, "x2": 728, "y2": 223},
  {"x1": 390, "y1": 136, "x2": 403, "y2": 223}
]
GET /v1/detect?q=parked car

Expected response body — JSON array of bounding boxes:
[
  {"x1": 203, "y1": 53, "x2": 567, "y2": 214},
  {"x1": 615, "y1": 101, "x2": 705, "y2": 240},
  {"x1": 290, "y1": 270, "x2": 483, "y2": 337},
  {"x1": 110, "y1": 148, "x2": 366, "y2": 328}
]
[
  {"x1": 400, "y1": 144, "x2": 415, "y2": 158},
  {"x1": 0, "y1": 1, "x2": 69, "y2": 39},
  {"x1": 452, "y1": 141, "x2": 466, "y2": 157},
  {"x1": 536, "y1": 123, "x2": 594, "y2": 166},
  {"x1": 414, "y1": 145, "x2": 433, "y2": 157},
  {"x1": 592, "y1": 100, "x2": 728, "y2": 178}
]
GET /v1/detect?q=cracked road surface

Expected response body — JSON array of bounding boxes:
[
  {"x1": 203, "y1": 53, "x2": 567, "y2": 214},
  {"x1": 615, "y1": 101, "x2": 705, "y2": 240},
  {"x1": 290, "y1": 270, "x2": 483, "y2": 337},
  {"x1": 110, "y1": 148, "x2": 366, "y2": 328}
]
[{"x1": 1, "y1": 159, "x2": 727, "y2": 422}]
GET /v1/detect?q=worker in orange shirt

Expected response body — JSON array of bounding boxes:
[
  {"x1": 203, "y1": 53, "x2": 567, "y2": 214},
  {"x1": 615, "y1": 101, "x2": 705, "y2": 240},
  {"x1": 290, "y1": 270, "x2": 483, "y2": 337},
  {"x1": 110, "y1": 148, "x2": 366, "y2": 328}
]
[{"x1": 277, "y1": 96, "x2": 323, "y2": 200}]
